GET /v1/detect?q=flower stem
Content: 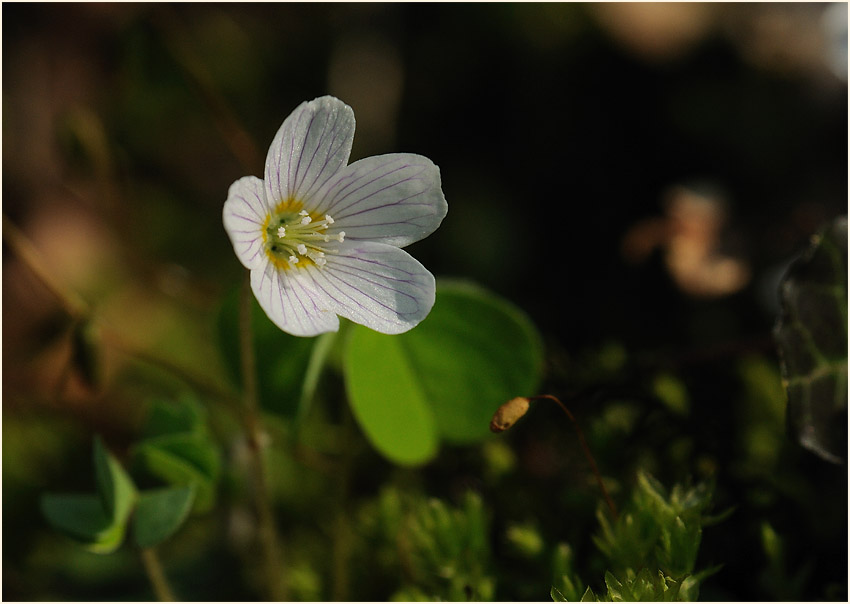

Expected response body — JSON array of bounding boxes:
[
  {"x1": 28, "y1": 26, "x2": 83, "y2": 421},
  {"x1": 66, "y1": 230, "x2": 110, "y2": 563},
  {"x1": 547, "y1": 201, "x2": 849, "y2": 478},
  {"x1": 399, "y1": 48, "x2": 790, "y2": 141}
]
[
  {"x1": 239, "y1": 276, "x2": 288, "y2": 601},
  {"x1": 139, "y1": 547, "x2": 178, "y2": 602},
  {"x1": 531, "y1": 394, "x2": 618, "y2": 519}
]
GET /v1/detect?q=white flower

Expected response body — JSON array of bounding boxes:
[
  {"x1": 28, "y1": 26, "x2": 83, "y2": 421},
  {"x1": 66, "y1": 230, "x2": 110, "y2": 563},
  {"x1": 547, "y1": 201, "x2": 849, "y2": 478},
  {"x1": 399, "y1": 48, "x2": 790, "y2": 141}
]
[{"x1": 223, "y1": 96, "x2": 448, "y2": 337}]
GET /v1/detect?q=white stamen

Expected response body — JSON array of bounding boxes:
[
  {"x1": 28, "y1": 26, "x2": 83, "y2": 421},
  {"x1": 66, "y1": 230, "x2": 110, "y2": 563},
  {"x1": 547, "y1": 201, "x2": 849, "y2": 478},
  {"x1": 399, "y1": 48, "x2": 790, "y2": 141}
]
[
  {"x1": 300, "y1": 215, "x2": 312, "y2": 225},
  {"x1": 277, "y1": 226, "x2": 286, "y2": 238},
  {"x1": 338, "y1": 231, "x2": 346, "y2": 242},
  {"x1": 297, "y1": 244, "x2": 308, "y2": 255},
  {"x1": 299, "y1": 210, "x2": 309, "y2": 216},
  {"x1": 324, "y1": 235, "x2": 330, "y2": 242},
  {"x1": 289, "y1": 255, "x2": 298, "y2": 265},
  {"x1": 325, "y1": 214, "x2": 335, "y2": 224}
]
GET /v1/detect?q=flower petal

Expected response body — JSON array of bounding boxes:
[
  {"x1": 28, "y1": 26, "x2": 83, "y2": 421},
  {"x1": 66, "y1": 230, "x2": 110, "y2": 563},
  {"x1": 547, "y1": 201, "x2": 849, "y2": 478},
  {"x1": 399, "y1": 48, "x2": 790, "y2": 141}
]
[
  {"x1": 264, "y1": 96, "x2": 355, "y2": 208},
  {"x1": 305, "y1": 241, "x2": 436, "y2": 334},
  {"x1": 223, "y1": 176, "x2": 269, "y2": 270},
  {"x1": 316, "y1": 154, "x2": 448, "y2": 247},
  {"x1": 251, "y1": 261, "x2": 340, "y2": 337}
]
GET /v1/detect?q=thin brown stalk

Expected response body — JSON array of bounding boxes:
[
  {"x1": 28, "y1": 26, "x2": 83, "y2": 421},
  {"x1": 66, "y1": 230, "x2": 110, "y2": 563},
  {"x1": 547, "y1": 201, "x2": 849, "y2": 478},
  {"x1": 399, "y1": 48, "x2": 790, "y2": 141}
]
[
  {"x1": 239, "y1": 276, "x2": 288, "y2": 601},
  {"x1": 140, "y1": 547, "x2": 178, "y2": 602},
  {"x1": 531, "y1": 394, "x2": 619, "y2": 519}
]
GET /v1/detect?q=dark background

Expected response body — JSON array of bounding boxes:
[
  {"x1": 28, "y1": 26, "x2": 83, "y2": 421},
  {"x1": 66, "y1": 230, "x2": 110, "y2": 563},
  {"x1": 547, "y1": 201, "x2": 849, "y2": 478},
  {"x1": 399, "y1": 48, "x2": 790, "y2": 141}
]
[{"x1": 3, "y1": 3, "x2": 847, "y2": 601}]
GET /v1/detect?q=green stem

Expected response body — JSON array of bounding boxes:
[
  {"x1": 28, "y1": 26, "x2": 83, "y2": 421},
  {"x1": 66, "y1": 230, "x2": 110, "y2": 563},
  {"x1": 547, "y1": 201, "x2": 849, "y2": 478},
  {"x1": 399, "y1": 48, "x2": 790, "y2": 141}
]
[
  {"x1": 239, "y1": 276, "x2": 288, "y2": 601},
  {"x1": 140, "y1": 547, "x2": 178, "y2": 602}
]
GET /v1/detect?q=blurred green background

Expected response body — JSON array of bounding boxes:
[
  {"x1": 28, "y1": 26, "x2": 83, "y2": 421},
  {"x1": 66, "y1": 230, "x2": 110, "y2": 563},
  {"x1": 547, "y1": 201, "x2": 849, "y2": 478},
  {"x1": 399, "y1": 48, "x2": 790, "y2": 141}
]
[{"x1": 3, "y1": 3, "x2": 847, "y2": 601}]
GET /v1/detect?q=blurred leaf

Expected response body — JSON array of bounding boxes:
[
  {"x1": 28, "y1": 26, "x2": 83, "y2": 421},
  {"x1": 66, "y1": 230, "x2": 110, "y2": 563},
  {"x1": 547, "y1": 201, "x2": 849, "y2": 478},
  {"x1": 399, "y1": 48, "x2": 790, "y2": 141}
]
[
  {"x1": 552, "y1": 543, "x2": 585, "y2": 602},
  {"x1": 41, "y1": 438, "x2": 138, "y2": 554},
  {"x1": 736, "y1": 356, "x2": 786, "y2": 469},
  {"x1": 142, "y1": 395, "x2": 206, "y2": 437},
  {"x1": 134, "y1": 395, "x2": 221, "y2": 512},
  {"x1": 775, "y1": 216, "x2": 848, "y2": 463},
  {"x1": 217, "y1": 286, "x2": 315, "y2": 418},
  {"x1": 93, "y1": 437, "x2": 137, "y2": 529},
  {"x1": 344, "y1": 281, "x2": 543, "y2": 464},
  {"x1": 133, "y1": 436, "x2": 217, "y2": 512},
  {"x1": 133, "y1": 486, "x2": 195, "y2": 548},
  {"x1": 506, "y1": 522, "x2": 544, "y2": 557},
  {"x1": 40, "y1": 494, "x2": 122, "y2": 553},
  {"x1": 551, "y1": 586, "x2": 569, "y2": 602},
  {"x1": 403, "y1": 492, "x2": 494, "y2": 601},
  {"x1": 652, "y1": 373, "x2": 689, "y2": 416}
]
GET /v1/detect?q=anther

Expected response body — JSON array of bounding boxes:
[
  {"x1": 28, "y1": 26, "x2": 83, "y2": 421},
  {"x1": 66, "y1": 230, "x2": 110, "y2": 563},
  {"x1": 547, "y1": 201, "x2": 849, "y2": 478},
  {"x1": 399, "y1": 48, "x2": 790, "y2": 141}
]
[
  {"x1": 297, "y1": 244, "x2": 308, "y2": 255},
  {"x1": 277, "y1": 226, "x2": 286, "y2": 238}
]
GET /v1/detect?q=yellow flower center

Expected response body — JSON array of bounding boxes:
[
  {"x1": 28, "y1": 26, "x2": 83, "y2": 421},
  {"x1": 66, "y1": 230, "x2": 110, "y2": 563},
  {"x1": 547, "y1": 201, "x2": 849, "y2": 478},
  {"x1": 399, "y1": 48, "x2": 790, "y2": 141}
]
[{"x1": 262, "y1": 199, "x2": 345, "y2": 270}]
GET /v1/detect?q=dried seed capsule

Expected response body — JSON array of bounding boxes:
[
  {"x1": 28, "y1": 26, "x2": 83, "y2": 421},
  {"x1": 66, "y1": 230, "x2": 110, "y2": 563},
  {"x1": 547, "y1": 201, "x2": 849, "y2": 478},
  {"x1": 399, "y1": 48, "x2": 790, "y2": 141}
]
[{"x1": 490, "y1": 397, "x2": 531, "y2": 433}]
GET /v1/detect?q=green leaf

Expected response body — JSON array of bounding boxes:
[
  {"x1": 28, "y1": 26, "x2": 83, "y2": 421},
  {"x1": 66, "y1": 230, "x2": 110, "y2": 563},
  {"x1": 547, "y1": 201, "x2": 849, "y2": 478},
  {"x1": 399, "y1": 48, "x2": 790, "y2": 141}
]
[
  {"x1": 344, "y1": 281, "x2": 543, "y2": 464},
  {"x1": 93, "y1": 437, "x2": 137, "y2": 527},
  {"x1": 143, "y1": 395, "x2": 205, "y2": 437},
  {"x1": 604, "y1": 571, "x2": 627, "y2": 601},
  {"x1": 401, "y1": 281, "x2": 544, "y2": 442},
  {"x1": 551, "y1": 586, "x2": 569, "y2": 602},
  {"x1": 134, "y1": 395, "x2": 221, "y2": 512},
  {"x1": 652, "y1": 373, "x2": 690, "y2": 416},
  {"x1": 133, "y1": 486, "x2": 195, "y2": 548},
  {"x1": 775, "y1": 216, "x2": 848, "y2": 463},
  {"x1": 133, "y1": 435, "x2": 217, "y2": 512},
  {"x1": 40, "y1": 494, "x2": 119, "y2": 552},
  {"x1": 552, "y1": 543, "x2": 585, "y2": 602},
  {"x1": 217, "y1": 286, "x2": 316, "y2": 418},
  {"x1": 41, "y1": 438, "x2": 138, "y2": 554},
  {"x1": 344, "y1": 326, "x2": 439, "y2": 465}
]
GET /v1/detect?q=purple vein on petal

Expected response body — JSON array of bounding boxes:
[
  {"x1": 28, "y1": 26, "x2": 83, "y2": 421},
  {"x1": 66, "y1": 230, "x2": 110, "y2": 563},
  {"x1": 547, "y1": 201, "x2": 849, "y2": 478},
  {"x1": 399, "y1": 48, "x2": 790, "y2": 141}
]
[
  {"x1": 307, "y1": 130, "x2": 352, "y2": 201},
  {"x1": 311, "y1": 266, "x2": 409, "y2": 323},
  {"x1": 297, "y1": 114, "x2": 327, "y2": 194},
  {"x1": 236, "y1": 197, "x2": 265, "y2": 221},
  {"x1": 305, "y1": 269, "x2": 380, "y2": 325},
  {"x1": 291, "y1": 110, "x2": 317, "y2": 200},
  {"x1": 325, "y1": 162, "x2": 429, "y2": 216},
  {"x1": 332, "y1": 173, "x2": 423, "y2": 217},
  {"x1": 336, "y1": 189, "x2": 432, "y2": 221},
  {"x1": 322, "y1": 160, "x2": 408, "y2": 208},
  {"x1": 294, "y1": 106, "x2": 337, "y2": 197},
  {"x1": 303, "y1": 109, "x2": 354, "y2": 202},
  {"x1": 325, "y1": 262, "x2": 427, "y2": 313}
]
